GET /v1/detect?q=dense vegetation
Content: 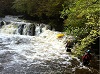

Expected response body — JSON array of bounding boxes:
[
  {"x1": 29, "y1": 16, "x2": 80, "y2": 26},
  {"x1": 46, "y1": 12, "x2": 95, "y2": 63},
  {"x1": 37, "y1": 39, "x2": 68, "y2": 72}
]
[
  {"x1": 0, "y1": 0, "x2": 15, "y2": 16},
  {"x1": 12, "y1": 0, "x2": 65, "y2": 17},
  {"x1": 0, "y1": 0, "x2": 99, "y2": 55},
  {"x1": 61, "y1": 0, "x2": 100, "y2": 55}
]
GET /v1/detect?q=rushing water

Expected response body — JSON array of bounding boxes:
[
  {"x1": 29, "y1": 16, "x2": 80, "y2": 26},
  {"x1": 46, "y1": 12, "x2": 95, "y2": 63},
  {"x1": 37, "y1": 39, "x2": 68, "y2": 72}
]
[{"x1": 0, "y1": 15, "x2": 99, "y2": 74}]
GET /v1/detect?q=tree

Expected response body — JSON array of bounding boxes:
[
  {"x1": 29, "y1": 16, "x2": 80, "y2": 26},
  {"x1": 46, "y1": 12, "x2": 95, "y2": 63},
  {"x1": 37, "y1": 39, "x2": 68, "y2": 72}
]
[
  {"x1": 0, "y1": 0, "x2": 14, "y2": 15},
  {"x1": 12, "y1": 0, "x2": 65, "y2": 18},
  {"x1": 12, "y1": 0, "x2": 68, "y2": 31},
  {"x1": 61, "y1": 0, "x2": 100, "y2": 55}
]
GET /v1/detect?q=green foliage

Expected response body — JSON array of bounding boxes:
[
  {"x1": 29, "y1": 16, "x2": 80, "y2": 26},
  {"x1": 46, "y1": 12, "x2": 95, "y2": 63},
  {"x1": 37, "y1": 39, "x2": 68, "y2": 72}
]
[
  {"x1": 12, "y1": 0, "x2": 27, "y2": 13},
  {"x1": 61, "y1": 0, "x2": 100, "y2": 27},
  {"x1": 12, "y1": 0, "x2": 65, "y2": 18},
  {"x1": 12, "y1": 0, "x2": 67, "y2": 31},
  {"x1": 64, "y1": 27, "x2": 90, "y2": 39},
  {"x1": 0, "y1": 12, "x2": 3, "y2": 17},
  {"x1": 61, "y1": 0, "x2": 100, "y2": 55},
  {"x1": 0, "y1": 0, "x2": 14, "y2": 14},
  {"x1": 74, "y1": 30, "x2": 100, "y2": 56}
]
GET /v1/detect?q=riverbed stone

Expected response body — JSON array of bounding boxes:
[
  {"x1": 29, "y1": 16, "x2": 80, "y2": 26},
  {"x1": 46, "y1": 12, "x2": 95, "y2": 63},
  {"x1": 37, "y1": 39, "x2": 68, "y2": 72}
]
[{"x1": 0, "y1": 64, "x2": 4, "y2": 72}]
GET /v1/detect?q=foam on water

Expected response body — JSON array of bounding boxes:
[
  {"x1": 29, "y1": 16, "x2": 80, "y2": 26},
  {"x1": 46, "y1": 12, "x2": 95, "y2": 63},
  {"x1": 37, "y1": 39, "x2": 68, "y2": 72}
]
[
  {"x1": 0, "y1": 29, "x2": 71, "y2": 65},
  {"x1": 1, "y1": 16, "x2": 96, "y2": 74}
]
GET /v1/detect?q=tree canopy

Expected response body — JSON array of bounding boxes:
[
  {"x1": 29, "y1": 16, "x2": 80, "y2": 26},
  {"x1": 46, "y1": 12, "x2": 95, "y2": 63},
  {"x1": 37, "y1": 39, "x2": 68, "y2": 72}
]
[
  {"x1": 0, "y1": 0, "x2": 14, "y2": 15},
  {"x1": 61, "y1": 0, "x2": 100, "y2": 55},
  {"x1": 12, "y1": 0, "x2": 65, "y2": 18},
  {"x1": 0, "y1": 0, "x2": 99, "y2": 55}
]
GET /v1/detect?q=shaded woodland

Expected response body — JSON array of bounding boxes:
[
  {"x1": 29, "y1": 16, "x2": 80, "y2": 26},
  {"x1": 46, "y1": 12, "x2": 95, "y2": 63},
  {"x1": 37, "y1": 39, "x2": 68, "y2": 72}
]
[{"x1": 0, "y1": 0, "x2": 99, "y2": 55}]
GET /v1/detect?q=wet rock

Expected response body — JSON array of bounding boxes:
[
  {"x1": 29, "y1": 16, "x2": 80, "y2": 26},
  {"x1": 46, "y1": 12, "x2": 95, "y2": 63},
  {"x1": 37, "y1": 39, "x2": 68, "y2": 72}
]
[
  {"x1": 14, "y1": 40, "x2": 21, "y2": 44},
  {"x1": 18, "y1": 24, "x2": 25, "y2": 35},
  {"x1": 0, "y1": 38, "x2": 2, "y2": 43},
  {"x1": 0, "y1": 21, "x2": 6, "y2": 27},
  {"x1": 0, "y1": 63, "x2": 4, "y2": 72},
  {"x1": 74, "y1": 68, "x2": 99, "y2": 74}
]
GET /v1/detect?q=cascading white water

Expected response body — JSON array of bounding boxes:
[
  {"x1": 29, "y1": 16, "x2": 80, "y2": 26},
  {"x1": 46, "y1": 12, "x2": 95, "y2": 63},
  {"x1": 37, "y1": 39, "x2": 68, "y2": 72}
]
[
  {"x1": 0, "y1": 16, "x2": 35, "y2": 36},
  {"x1": 0, "y1": 15, "x2": 96, "y2": 74},
  {"x1": 0, "y1": 16, "x2": 48, "y2": 36},
  {"x1": 35, "y1": 24, "x2": 42, "y2": 36}
]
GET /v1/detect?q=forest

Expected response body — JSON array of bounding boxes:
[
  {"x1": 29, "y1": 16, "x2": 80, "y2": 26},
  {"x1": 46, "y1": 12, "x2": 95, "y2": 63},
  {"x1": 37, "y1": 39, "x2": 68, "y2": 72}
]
[
  {"x1": 0, "y1": 0, "x2": 100, "y2": 74},
  {"x1": 0, "y1": 0, "x2": 99, "y2": 56}
]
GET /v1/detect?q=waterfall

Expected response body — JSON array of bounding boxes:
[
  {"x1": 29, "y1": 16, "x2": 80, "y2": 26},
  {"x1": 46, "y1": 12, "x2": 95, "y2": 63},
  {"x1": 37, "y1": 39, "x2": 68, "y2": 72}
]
[
  {"x1": 0, "y1": 16, "x2": 47, "y2": 36},
  {"x1": 0, "y1": 15, "x2": 97, "y2": 74},
  {"x1": 35, "y1": 24, "x2": 42, "y2": 36}
]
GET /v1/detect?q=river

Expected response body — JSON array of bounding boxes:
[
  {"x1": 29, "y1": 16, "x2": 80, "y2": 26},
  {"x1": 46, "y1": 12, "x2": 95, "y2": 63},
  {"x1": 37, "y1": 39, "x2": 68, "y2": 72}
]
[{"x1": 0, "y1": 15, "x2": 99, "y2": 74}]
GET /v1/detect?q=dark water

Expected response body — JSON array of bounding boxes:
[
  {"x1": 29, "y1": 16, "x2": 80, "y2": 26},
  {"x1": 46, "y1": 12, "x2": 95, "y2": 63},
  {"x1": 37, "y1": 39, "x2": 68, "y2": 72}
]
[
  {"x1": 0, "y1": 58, "x2": 99, "y2": 74},
  {"x1": 0, "y1": 39, "x2": 99, "y2": 74},
  {"x1": 0, "y1": 16, "x2": 99, "y2": 74}
]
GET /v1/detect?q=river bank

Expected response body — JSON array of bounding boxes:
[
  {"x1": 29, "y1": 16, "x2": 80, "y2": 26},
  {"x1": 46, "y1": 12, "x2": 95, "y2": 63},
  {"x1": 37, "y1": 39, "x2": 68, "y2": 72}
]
[{"x1": 0, "y1": 15, "x2": 99, "y2": 74}]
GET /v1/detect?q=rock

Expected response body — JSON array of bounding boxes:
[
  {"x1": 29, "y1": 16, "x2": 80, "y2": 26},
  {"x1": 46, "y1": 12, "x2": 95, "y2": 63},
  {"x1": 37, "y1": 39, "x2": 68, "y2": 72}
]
[
  {"x1": 0, "y1": 21, "x2": 6, "y2": 27},
  {"x1": 0, "y1": 38, "x2": 2, "y2": 43},
  {"x1": 0, "y1": 63, "x2": 4, "y2": 71}
]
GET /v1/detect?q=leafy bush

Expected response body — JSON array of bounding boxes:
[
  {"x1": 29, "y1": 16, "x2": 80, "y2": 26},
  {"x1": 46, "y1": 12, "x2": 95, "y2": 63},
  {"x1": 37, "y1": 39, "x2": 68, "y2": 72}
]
[
  {"x1": 61, "y1": 0, "x2": 100, "y2": 55},
  {"x1": 74, "y1": 30, "x2": 100, "y2": 56},
  {"x1": 12, "y1": 0, "x2": 65, "y2": 18},
  {"x1": 64, "y1": 27, "x2": 90, "y2": 39}
]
